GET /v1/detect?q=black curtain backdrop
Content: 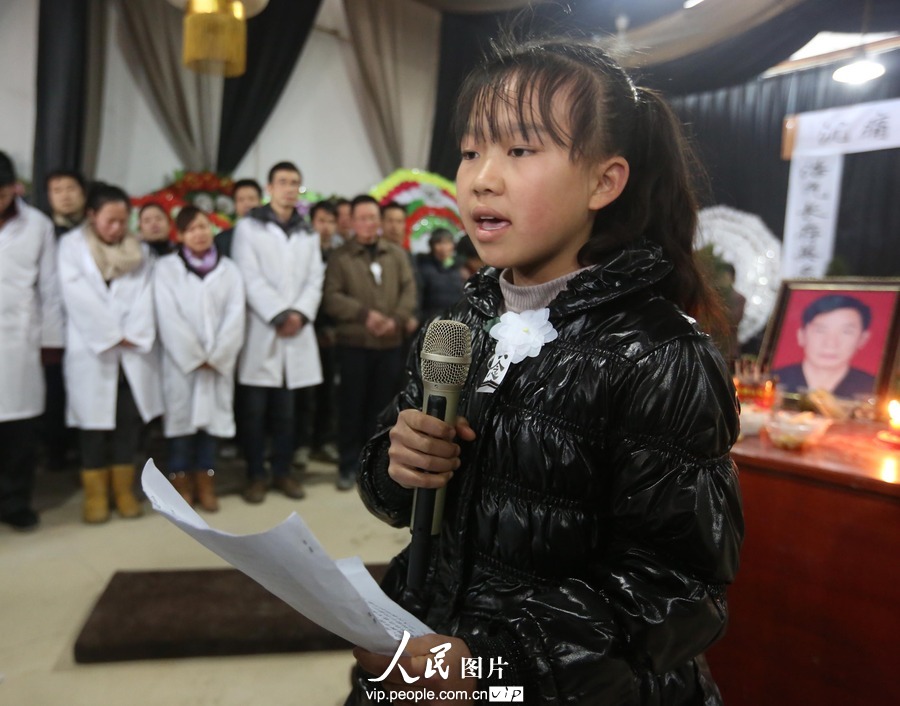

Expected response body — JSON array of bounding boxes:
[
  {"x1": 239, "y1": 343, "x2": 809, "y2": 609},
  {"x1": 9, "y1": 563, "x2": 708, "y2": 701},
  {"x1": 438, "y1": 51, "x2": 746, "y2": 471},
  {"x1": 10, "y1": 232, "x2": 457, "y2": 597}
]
[
  {"x1": 216, "y1": 0, "x2": 324, "y2": 174},
  {"x1": 428, "y1": 12, "x2": 501, "y2": 180},
  {"x1": 428, "y1": 0, "x2": 900, "y2": 178},
  {"x1": 32, "y1": 0, "x2": 90, "y2": 212},
  {"x1": 671, "y1": 48, "x2": 900, "y2": 279}
]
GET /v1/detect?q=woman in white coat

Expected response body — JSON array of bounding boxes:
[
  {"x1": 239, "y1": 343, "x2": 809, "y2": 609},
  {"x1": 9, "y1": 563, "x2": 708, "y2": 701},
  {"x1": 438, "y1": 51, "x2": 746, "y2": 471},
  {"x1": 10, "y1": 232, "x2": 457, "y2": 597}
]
[
  {"x1": 154, "y1": 206, "x2": 245, "y2": 511},
  {"x1": 58, "y1": 183, "x2": 162, "y2": 524},
  {"x1": 0, "y1": 151, "x2": 64, "y2": 531}
]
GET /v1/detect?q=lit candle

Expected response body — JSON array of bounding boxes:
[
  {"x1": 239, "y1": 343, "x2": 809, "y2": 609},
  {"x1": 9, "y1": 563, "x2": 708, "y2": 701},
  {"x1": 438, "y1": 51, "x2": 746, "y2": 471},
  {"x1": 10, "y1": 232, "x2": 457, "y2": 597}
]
[
  {"x1": 890, "y1": 400, "x2": 900, "y2": 431},
  {"x1": 881, "y1": 457, "x2": 898, "y2": 484}
]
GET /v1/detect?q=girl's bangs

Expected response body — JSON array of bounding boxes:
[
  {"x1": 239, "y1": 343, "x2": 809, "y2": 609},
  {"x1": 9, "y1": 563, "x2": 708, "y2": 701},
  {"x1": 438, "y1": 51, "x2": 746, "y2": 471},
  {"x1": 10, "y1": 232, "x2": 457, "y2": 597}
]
[{"x1": 456, "y1": 66, "x2": 576, "y2": 151}]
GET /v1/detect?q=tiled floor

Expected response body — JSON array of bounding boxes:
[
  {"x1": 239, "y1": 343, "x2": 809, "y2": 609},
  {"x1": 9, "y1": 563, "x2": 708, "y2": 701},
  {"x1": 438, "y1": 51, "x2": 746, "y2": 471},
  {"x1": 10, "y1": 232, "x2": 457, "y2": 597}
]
[{"x1": 0, "y1": 456, "x2": 406, "y2": 706}]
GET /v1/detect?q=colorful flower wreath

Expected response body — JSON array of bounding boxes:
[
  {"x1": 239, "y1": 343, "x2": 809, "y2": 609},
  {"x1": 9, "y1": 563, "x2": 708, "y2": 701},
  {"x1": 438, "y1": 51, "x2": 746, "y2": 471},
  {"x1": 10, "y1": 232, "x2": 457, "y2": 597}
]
[
  {"x1": 131, "y1": 170, "x2": 236, "y2": 240},
  {"x1": 370, "y1": 169, "x2": 463, "y2": 253}
]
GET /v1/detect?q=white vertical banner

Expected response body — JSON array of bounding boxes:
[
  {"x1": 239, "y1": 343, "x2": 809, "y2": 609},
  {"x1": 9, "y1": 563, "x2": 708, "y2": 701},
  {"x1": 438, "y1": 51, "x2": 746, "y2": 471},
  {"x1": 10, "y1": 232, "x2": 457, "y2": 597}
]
[
  {"x1": 781, "y1": 153, "x2": 844, "y2": 278},
  {"x1": 781, "y1": 98, "x2": 900, "y2": 278}
]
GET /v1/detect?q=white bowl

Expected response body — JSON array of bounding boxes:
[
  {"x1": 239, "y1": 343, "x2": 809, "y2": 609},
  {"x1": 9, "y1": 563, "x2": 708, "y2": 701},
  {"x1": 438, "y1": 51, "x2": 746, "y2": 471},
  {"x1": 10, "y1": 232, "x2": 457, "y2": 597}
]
[
  {"x1": 764, "y1": 412, "x2": 833, "y2": 451},
  {"x1": 739, "y1": 405, "x2": 770, "y2": 438}
]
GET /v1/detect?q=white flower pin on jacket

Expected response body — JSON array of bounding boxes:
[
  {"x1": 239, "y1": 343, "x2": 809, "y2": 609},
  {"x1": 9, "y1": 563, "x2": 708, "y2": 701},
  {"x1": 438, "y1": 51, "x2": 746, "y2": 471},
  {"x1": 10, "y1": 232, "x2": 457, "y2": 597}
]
[{"x1": 477, "y1": 308, "x2": 558, "y2": 393}]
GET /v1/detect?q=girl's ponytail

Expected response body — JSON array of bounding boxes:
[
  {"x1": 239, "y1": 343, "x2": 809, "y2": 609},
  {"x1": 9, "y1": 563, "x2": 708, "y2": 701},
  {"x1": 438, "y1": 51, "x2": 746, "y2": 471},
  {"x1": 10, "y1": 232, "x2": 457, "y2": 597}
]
[
  {"x1": 582, "y1": 85, "x2": 725, "y2": 337},
  {"x1": 636, "y1": 90, "x2": 726, "y2": 337}
]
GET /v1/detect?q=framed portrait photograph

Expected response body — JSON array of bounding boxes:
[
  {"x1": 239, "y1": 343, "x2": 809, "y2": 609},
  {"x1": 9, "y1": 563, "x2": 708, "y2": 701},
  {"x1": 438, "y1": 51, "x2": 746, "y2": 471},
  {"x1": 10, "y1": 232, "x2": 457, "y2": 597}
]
[{"x1": 760, "y1": 278, "x2": 900, "y2": 400}]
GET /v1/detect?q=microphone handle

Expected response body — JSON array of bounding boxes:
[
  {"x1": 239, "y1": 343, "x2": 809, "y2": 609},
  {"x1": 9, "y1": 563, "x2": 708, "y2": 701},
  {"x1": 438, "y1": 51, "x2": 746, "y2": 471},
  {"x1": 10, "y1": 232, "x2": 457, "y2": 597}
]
[{"x1": 407, "y1": 383, "x2": 460, "y2": 591}]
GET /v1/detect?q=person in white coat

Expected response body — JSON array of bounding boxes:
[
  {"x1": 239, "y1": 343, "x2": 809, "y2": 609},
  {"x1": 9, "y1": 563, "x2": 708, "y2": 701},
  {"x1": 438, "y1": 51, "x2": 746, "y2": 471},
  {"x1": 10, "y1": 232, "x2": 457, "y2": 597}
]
[
  {"x1": 154, "y1": 206, "x2": 245, "y2": 512},
  {"x1": 58, "y1": 183, "x2": 163, "y2": 524},
  {"x1": 0, "y1": 151, "x2": 64, "y2": 531},
  {"x1": 231, "y1": 161, "x2": 324, "y2": 504},
  {"x1": 43, "y1": 168, "x2": 88, "y2": 473}
]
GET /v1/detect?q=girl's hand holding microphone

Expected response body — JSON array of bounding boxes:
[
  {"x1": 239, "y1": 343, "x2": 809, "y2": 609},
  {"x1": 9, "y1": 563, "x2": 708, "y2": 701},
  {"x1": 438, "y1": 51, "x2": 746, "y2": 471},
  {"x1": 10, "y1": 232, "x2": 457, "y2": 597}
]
[{"x1": 387, "y1": 409, "x2": 476, "y2": 490}]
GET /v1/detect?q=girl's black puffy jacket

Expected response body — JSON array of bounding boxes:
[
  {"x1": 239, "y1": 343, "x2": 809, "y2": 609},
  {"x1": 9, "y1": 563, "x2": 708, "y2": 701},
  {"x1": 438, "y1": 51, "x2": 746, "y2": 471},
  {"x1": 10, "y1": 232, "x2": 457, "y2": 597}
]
[{"x1": 356, "y1": 241, "x2": 744, "y2": 705}]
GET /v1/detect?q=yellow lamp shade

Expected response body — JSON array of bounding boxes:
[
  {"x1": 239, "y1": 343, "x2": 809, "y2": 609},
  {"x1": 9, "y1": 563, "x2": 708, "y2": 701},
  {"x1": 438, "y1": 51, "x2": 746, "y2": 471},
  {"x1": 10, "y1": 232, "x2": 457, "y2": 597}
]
[
  {"x1": 183, "y1": 0, "x2": 246, "y2": 77},
  {"x1": 167, "y1": 0, "x2": 269, "y2": 17}
]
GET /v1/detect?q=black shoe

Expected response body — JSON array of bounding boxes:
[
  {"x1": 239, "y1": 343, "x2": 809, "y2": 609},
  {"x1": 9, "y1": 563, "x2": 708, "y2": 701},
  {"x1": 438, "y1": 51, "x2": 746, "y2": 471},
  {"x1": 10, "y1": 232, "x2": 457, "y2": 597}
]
[
  {"x1": 1, "y1": 508, "x2": 40, "y2": 531},
  {"x1": 311, "y1": 444, "x2": 340, "y2": 464},
  {"x1": 336, "y1": 474, "x2": 356, "y2": 491}
]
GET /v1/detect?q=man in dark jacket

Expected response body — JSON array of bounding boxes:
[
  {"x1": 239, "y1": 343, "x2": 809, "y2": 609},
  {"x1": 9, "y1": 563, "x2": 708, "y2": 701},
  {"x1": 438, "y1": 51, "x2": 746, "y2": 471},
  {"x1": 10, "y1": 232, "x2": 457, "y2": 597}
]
[
  {"x1": 215, "y1": 178, "x2": 262, "y2": 258},
  {"x1": 415, "y1": 228, "x2": 464, "y2": 325},
  {"x1": 773, "y1": 294, "x2": 876, "y2": 398}
]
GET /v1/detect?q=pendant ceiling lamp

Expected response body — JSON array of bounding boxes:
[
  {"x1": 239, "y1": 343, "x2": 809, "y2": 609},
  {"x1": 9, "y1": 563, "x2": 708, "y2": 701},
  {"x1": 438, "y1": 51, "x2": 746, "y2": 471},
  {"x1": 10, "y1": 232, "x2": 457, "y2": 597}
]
[
  {"x1": 832, "y1": 0, "x2": 885, "y2": 86},
  {"x1": 166, "y1": 0, "x2": 270, "y2": 77},
  {"x1": 833, "y1": 58, "x2": 885, "y2": 85}
]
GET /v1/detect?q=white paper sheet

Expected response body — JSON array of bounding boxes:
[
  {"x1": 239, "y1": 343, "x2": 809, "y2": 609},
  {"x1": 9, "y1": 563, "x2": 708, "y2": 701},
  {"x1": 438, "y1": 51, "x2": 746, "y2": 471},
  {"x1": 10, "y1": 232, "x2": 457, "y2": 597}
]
[{"x1": 140, "y1": 459, "x2": 431, "y2": 655}]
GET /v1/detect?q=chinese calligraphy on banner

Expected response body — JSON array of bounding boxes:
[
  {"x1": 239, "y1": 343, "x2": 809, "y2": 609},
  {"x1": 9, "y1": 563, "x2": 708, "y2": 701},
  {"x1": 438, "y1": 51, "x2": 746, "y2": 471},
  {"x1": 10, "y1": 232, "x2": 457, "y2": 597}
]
[
  {"x1": 782, "y1": 98, "x2": 900, "y2": 278},
  {"x1": 782, "y1": 154, "x2": 843, "y2": 277}
]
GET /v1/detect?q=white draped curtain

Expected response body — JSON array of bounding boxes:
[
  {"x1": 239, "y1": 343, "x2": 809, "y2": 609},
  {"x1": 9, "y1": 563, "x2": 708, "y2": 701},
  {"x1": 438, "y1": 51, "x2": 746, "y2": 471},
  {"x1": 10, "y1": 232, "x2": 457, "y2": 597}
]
[
  {"x1": 341, "y1": 0, "x2": 551, "y2": 175},
  {"x1": 612, "y1": 0, "x2": 809, "y2": 68},
  {"x1": 343, "y1": 0, "x2": 441, "y2": 174},
  {"x1": 100, "y1": 0, "x2": 815, "y2": 180},
  {"x1": 114, "y1": 0, "x2": 222, "y2": 170},
  {"x1": 110, "y1": 0, "x2": 546, "y2": 178}
]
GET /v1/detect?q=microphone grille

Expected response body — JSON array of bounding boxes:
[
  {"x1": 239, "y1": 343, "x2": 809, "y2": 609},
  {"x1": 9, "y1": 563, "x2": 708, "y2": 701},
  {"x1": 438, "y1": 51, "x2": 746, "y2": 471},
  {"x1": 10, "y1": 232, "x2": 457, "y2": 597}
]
[{"x1": 421, "y1": 319, "x2": 472, "y2": 386}]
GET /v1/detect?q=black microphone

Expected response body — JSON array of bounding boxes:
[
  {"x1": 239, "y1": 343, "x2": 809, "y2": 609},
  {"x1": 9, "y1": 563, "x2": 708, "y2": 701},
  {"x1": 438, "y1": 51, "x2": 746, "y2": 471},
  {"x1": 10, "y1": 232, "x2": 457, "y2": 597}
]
[{"x1": 407, "y1": 319, "x2": 472, "y2": 591}]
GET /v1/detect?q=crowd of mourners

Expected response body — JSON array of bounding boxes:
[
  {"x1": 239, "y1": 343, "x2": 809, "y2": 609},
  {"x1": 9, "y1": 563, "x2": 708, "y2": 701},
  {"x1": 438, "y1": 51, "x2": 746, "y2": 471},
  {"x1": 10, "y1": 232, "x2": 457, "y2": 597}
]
[{"x1": 0, "y1": 152, "x2": 481, "y2": 531}]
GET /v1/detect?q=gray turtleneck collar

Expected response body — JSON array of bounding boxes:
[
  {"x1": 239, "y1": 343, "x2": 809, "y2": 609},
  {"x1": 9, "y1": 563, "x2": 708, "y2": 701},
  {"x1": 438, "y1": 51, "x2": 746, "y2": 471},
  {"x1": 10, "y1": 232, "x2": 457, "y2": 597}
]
[{"x1": 498, "y1": 267, "x2": 591, "y2": 313}]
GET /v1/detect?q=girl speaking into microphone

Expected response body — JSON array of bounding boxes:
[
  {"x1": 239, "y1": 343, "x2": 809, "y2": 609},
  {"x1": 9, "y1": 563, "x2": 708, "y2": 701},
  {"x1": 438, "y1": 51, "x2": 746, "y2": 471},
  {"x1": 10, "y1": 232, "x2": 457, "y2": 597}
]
[{"x1": 349, "y1": 33, "x2": 743, "y2": 706}]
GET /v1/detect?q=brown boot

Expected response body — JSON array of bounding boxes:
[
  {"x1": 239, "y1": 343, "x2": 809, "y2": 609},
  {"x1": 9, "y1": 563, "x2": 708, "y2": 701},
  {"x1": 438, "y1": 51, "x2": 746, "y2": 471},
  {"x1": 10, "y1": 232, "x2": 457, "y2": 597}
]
[
  {"x1": 193, "y1": 469, "x2": 219, "y2": 512},
  {"x1": 272, "y1": 474, "x2": 306, "y2": 499},
  {"x1": 167, "y1": 472, "x2": 195, "y2": 505},
  {"x1": 110, "y1": 464, "x2": 144, "y2": 518},
  {"x1": 81, "y1": 468, "x2": 111, "y2": 524}
]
